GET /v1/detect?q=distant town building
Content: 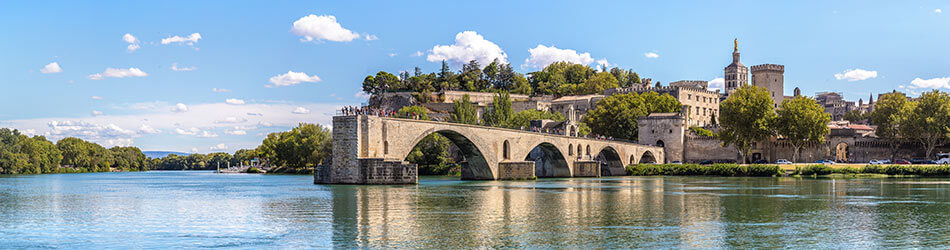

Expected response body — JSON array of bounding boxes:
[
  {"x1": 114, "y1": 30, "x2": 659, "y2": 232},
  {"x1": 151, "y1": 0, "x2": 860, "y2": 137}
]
[
  {"x1": 606, "y1": 84, "x2": 721, "y2": 127},
  {"x1": 816, "y1": 92, "x2": 855, "y2": 121},
  {"x1": 724, "y1": 39, "x2": 749, "y2": 96},
  {"x1": 751, "y1": 64, "x2": 785, "y2": 108}
]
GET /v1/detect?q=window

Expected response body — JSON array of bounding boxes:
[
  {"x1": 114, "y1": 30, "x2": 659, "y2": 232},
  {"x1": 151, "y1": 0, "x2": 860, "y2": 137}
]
[
  {"x1": 503, "y1": 140, "x2": 510, "y2": 159},
  {"x1": 569, "y1": 144, "x2": 573, "y2": 156}
]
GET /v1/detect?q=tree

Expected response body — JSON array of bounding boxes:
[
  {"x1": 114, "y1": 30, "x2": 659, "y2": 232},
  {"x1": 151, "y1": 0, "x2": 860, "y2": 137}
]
[
  {"x1": 460, "y1": 60, "x2": 483, "y2": 91},
  {"x1": 362, "y1": 71, "x2": 401, "y2": 96},
  {"x1": 718, "y1": 85, "x2": 775, "y2": 164},
  {"x1": 774, "y1": 96, "x2": 830, "y2": 162},
  {"x1": 397, "y1": 105, "x2": 429, "y2": 120},
  {"x1": 583, "y1": 92, "x2": 681, "y2": 140},
  {"x1": 899, "y1": 90, "x2": 950, "y2": 160},
  {"x1": 437, "y1": 60, "x2": 459, "y2": 91},
  {"x1": 869, "y1": 92, "x2": 910, "y2": 160},
  {"x1": 483, "y1": 92, "x2": 513, "y2": 127},
  {"x1": 406, "y1": 134, "x2": 456, "y2": 175},
  {"x1": 580, "y1": 72, "x2": 619, "y2": 94},
  {"x1": 843, "y1": 110, "x2": 867, "y2": 123},
  {"x1": 503, "y1": 110, "x2": 565, "y2": 129},
  {"x1": 450, "y1": 94, "x2": 479, "y2": 125},
  {"x1": 258, "y1": 123, "x2": 332, "y2": 173}
]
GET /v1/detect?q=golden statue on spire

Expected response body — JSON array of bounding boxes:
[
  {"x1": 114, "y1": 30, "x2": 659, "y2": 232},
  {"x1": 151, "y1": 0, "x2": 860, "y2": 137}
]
[{"x1": 734, "y1": 38, "x2": 738, "y2": 51}]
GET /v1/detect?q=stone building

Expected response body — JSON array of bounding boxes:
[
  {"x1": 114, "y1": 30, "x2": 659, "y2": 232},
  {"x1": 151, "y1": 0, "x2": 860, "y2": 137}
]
[
  {"x1": 637, "y1": 113, "x2": 687, "y2": 163},
  {"x1": 549, "y1": 94, "x2": 603, "y2": 122},
  {"x1": 816, "y1": 92, "x2": 855, "y2": 121},
  {"x1": 751, "y1": 64, "x2": 785, "y2": 108},
  {"x1": 724, "y1": 40, "x2": 749, "y2": 96},
  {"x1": 669, "y1": 80, "x2": 708, "y2": 89},
  {"x1": 606, "y1": 85, "x2": 721, "y2": 127}
]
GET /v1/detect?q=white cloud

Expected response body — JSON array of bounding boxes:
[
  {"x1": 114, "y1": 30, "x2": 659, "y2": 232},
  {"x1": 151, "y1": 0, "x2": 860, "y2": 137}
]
[
  {"x1": 91, "y1": 110, "x2": 103, "y2": 116},
  {"x1": 175, "y1": 127, "x2": 199, "y2": 136},
  {"x1": 909, "y1": 77, "x2": 950, "y2": 89},
  {"x1": 364, "y1": 34, "x2": 378, "y2": 41},
  {"x1": 210, "y1": 143, "x2": 228, "y2": 150},
  {"x1": 216, "y1": 117, "x2": 247, "y2": 124},
  {"x1": 247, "y1": 112, "x2": 263, "y2": 116},
  {"x1": 225, "y1": 127, "x2": 247, "y2": 135},
  {"x1": 412, "y1": 51, "x2": 423, "y2": 57},
  {"x1": 936, "y1": 9, "x2": 943, "y2": 13},
  {"x1": 123, "y1": 33, "x2": 140, "y2": 52},
  {"x1": 388, "y1": 52, "x2": 397, "y2": 57},
  {"x1": 522, "y1": 45, "x2": 595, "y2": 69},
  {"x1": 88, "y1": 67, "x2": 147, "y2": 80},
  {"x1": 293, "y1": 107, "x2": 310, "y2": 114},
  {"x1": 122, "y1": 33, "x2": 138, "y2": 44},
  {"x1": 354, "y1": 92, "x2": 370, "y2": 99},
  {"x1": 834, "y1": 69, "x2": 878, "y2": 81},
  {"x1": 161, "y1": 33, "x2": 202, "y2": 45},
  {"x1": 171, "y1": 63, "x2": 196, "y2": 71},
  {"x1": 91, "y1": 96, "x2": 104, "y2": 100},
  {"x1": 267, "y1": 71, "x2": 321, "y2": 87},
  {"x1": 197, "y1": 131, "x2": 218, "y2": 138},
  {"x1": 171, "y1": 103, "x2": 188, "y2": 112},
  {"x1": 644, "y1": 52, "x2": 660, "y2": 59},
  {"x1": 40, "y1": 62, "x2": 62, "y2": 74},
  {"x1": 46, "y1": 121, "x2": 137, "y2": 147},
  {"x1": 3, "y1": 102, "x2": 341, "y2": 152},
  {"x1": 291, "y1": 14, "x2": 364, "y2": 42},
  {"x1": 138, "y1": 124, "x2": 161, "y2": 134},
  {"x1": 427, "y1": 31, "x2": 507, "y2": 67},
  {"x1": 708, "y1": 77, "x2": 725, "y2": 91},
  {"x1": 225, "y1": 98, "x2": 245, "y2": 105},
  {"x1": 212, "y1": 88, "x2": 231, "y2": 93},
  {"x1": 191, "y1": 147, "x2": 199, "y2": 153}
]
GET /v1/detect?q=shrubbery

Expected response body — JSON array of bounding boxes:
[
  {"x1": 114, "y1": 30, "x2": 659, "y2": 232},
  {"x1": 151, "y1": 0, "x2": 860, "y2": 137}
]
[
  {"x1": 795, "y1": 164, "x2": 950, "y2": 176},
  {"x1": 626, "y1": 163, "x2": 781, "y2": 177}
]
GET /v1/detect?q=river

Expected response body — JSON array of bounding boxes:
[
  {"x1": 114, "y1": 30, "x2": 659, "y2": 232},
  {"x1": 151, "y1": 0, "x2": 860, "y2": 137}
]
[{"x1": 1, "y1": 171, "x2": 949, "y2": 248}]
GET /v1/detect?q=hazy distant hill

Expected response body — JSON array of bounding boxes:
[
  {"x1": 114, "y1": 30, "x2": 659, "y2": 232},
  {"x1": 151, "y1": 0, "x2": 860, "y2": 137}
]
[{"x1": 143, "y1": 151, "x2": 190, "y2": 158}]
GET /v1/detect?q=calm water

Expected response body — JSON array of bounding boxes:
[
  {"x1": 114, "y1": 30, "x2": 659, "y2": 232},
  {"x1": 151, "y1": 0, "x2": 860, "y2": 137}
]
[{"x1": 1, "y1": 172, "x2": 950, "y2": 248}]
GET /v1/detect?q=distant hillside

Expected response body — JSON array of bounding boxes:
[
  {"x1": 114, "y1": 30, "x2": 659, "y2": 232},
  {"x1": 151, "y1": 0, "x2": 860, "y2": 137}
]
[{"x1": 143, "y1": 151, "x2": 190, "y2": 158}]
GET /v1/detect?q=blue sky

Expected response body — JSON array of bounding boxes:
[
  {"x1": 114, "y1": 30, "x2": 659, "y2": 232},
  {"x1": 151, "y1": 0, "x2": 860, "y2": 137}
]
[{"x1": 1, "y1": 1, "x2": 948, "y2": 153}]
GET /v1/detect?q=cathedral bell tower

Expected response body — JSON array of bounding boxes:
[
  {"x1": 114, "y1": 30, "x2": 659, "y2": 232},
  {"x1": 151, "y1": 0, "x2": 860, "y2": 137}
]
[{"x1": 723, "y1": 39, "x2": 748, "y2": 96}]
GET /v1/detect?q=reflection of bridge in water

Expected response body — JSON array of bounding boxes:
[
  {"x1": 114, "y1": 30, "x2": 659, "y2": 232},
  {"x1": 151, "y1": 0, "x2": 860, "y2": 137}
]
[{"x1": 315, "y1": 115, "x2": 664, "y2": 184}]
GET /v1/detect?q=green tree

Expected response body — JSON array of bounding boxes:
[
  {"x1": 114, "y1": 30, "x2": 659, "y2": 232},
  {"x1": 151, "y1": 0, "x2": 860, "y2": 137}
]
[
  {"x1": 774, "y1": 96, "x2": 831, "y2": 162},
  {"x1": 405, "y1": 134, "x2": 456, "y2": 175},
  {"x1": 258, "y1": 123, "x2": 333, "y2": 173},
  {"x1": 899, "y1": 90, "x2": 950, "y2": 160},
  {"x1": 580, "y1": 72, "x2": 619, "y2": 95},
  {"x1": 483, "y1": 92, "x2": 513, "y2": 127},
  {"x1": 397, "y1": 105, "x2": 429, "y2": 120},
  {"x1": 583, "y1": 92, "x2": 681, "y2": 140},
  {"x1": 718, "y1": 85, "x2": 776, "y2": 164},
  {"x1": 449, "y1": 94, "x2": 479, "y2": 125},
  {"x1": 869, "y1": 92, "x2": 910, "y2": 160},
  {"x1": 842, "y1": 110, "x2": 867, "y2": 123},
  {"x1": 503, "y1": 110, "x2": 565, "y2": 129}
]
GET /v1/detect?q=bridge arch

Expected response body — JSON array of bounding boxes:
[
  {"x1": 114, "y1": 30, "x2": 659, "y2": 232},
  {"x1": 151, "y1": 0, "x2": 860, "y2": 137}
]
[
  {"x1": 639, "y1": 151, "x2": 657, "y2": 164},
  {"x1": 524, "y1": 142, "x2": 571, "y2": 177},
  {"x1": 595, "y1": 146, "x2": 624, "y2": 176},
  {"x1": 401, "y1": 128, "x2": 495, "y2": 180}
]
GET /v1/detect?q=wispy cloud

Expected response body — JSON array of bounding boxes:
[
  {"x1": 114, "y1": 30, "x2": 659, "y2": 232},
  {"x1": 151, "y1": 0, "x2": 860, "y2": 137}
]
[
  {"x1": 644, "y1": 52, "x2": 660, "y2": 58},
  {"x1": 267, "y1": 71, "x2": 321, "y2": 87},
  {"x1": 171, "y1": 63, "x2": 196, "y2": 71},
  {"x1": 834, "y1": 68, "x2": 878, "y2": 81},
  {"x1": 88, "y1": 67, "x2": 147, "y2": 80},
  {"x1": 161, "y1": 33, "x2": 201, "y2": 45}
]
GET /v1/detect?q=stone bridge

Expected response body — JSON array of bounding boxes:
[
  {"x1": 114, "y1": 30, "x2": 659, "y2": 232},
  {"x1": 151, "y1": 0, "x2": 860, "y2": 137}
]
[{"x1": 315, "y1": 115, "x2": 664, "y2": 184}]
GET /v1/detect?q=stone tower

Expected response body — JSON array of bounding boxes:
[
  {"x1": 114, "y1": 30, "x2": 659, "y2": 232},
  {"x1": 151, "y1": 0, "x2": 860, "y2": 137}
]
[
  {"x1": 724, "y1": 39, "x2": 748, "y2": 96},
  {"x1": 751, "y1": 64, "x2": 785, "y2": 108}
]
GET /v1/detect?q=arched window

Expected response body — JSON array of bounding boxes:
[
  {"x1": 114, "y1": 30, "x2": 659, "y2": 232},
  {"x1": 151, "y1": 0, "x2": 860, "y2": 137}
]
[
  {"x1": 503, "y1": 140, "x2": 510, "y2": 159},
  {"x1": 568, "y1": 144, "x2": 573, "y2": 155},
  {"x1": 586, "y1": 145, "x2": 591, "y2": 156},
  {"x1": 657, "y1": 140, "x2": 665, "y2": 148},
  {"x1": 577, "y1": 145, "x2": 582, "y2": 156},
  {"x1": 384, "y1": 141, "x2": 389, "y2": 154}
]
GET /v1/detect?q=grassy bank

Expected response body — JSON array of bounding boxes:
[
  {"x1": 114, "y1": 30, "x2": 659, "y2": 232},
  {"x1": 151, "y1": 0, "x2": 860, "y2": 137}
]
[
  {"x1": 794, "y1": 164, "x2": 950, "y2": 177},
  {"x1": 626, "y1": 164, "x2": 782, "y2": 177}
]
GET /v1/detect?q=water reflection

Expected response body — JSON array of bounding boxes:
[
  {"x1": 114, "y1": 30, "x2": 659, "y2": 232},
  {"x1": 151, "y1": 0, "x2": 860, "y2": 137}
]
[{"x1": 2, "y1": 173, "x2": 950, "y2": 248}]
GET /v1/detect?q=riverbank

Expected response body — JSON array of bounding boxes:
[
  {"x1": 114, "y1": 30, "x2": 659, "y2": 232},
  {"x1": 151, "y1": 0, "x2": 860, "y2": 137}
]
[{"x1": 627, "y1": 163, "x2": 950, "y2": 177}]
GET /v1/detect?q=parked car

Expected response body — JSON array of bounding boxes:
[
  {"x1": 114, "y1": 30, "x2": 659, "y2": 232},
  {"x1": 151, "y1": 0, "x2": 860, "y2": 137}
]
[
  {"x1": 815, "y1": 159, "x2": 835, "y2": 164},
  {"x1": 937, "y1": 158, "x2": 950, "y2": 164},
  {"x1": 895, "y1": 159, "x2": 911, "y2": 165},
  {"x1": 911, "y1": 159, "x2": 929, "y2": 164},
  {"x1": 670, "y1": 161, "x2": 683, "y2": 164},
  {"x1": 699, "y1": 160, "x2": 714, "y2": 165},
  {"x1": 752, "y1": 159, "x2": 768, "y2": 164},
  {"x1": 869, "y1": 160, "x2": 886, "y2": 165},
  {"x1": 775, "y1": 159, "x2": 792, "y2": 164}
]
